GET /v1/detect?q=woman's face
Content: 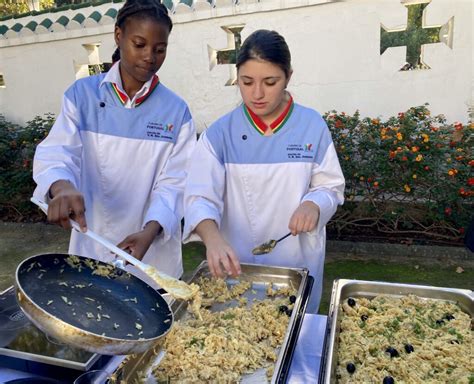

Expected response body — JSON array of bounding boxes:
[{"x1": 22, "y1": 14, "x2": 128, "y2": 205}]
[
  {"x1": 114, "y1": 16, "x2": 169, "y2": 89},
  {"x1": 237, "y1": 59, "x2": 291, "y2": 123}
]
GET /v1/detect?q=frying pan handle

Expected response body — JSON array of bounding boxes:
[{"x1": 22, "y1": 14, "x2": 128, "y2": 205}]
[
  {"x1": 31, "y1": 197, "x2": 85, "y2": 234},
  {"x1": 30, "y1": 197, "x2": 148, "y2": 271}
]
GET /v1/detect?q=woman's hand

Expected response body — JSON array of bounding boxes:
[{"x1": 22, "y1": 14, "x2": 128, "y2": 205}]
[
  {"x1": 48, "y1": 180, "x2": 87, "y2": 231},
  {"x1": 117, "y1": 221, "x2": 161, "y2": 261},
  {"x1": 196, "y1": 219, "x2": 241, "y2": 278},
  {"x1": 288, "y1": 201, "x2": 320, "y2": 236}
]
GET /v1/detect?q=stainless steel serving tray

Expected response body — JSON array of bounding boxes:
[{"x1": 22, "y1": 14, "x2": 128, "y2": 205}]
[
  {"x1": 0, "y1": 286, "x2": 100, "y2": 371},
  {"x1": 112, "y1": 261, "x2": 313, "y2": 384},
  {"x1": 320, "y1": 279, "x2": 474, "y2": 384}
]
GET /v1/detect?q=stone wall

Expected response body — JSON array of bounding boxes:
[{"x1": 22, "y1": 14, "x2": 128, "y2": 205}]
[{"x1": 0, "y1": 0, "x2": 472, "y2": 131}]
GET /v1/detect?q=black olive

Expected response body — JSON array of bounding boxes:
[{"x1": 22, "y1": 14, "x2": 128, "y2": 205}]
[
  {"x1": 360, "y1": 314, "x2": 368, "y2": 321},
  {"x1": 444, "y1": 314, "x2": 455, "y2": 321},
  {"x1": 285, "y1": 308, "x2": 292, "y2": 317},
  {"x1": 404, "y1": 344, "x2": 414, "y2": 353},
  {"x1": 346, "y1": 363, "x2": 356, "y2": 374},
  {"x1": 289, "y1": 295, "x2": 297, "y2": 304},
  {"x1": 279, "y1": 305, "x2": 288, "y2": 313},
  {"x1": 436, "y1": 319, "x2": 445, "y2": 326},
  {"x1": 347, "y1": 298, "x2": 356, "y2": 307},
  {"x1": 383, "y1": 376, "x2": 395, "y2": 384},
  {"x1": 450, "y1": 340, "x2": 460, "y2": 344},
  {"x1": 385, "y1": 347, "x2": 399, "y2": 358}
]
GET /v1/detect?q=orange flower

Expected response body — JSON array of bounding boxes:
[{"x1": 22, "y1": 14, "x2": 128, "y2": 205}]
[
  {"x1": 415, "y1": 154, "x2": 423, "y2": 162},
  {"x1": 373, "y1": 181, "x2": 379, "y2": 187},
  {"x1": 411, "y1": 146, "x2": 419, "y2": 152},
  {"x1": 335, "y1": 119, "x2": 343, "y2": 129},
  {"x1": 396, "y1": 132, "x2": 403, "y2": 140},
  {"x1": 469, "y1": 160, "x2": 474, "y2": 166},
  {"x1": 404, "y1": 184, "x2": 411, "y2": 193},
  {"x1": 422, "y1": 134, "x2": 429, "y2": 143},
  {"x1": 372, "y1": 118, "x2": 380, "y2": 125},
  {"x1": 448, "y1": 169, "x2": 458, "y2": 176},
  {"x1": 430, "y1": 126, "x2": 438, "y2": 132},
  {"x1": 389, "y1": 151, "x2": 396, "y2": 159}
]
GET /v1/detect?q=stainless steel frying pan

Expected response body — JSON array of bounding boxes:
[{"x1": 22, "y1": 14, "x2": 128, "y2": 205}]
[{"x1": 16, "y1": 253, "x2": 173, "y2": 355}]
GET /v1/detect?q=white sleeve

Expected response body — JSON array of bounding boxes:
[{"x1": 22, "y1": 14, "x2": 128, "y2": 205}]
[
  {"x1": 302, "y1": 141, "x2": 345, "y2": 233},
  {"x1": 182, "y1": 132, "x2": 225, "y2": 243},
  {"x1": 33, "y1": 91, "x2": 82, "y2": 201},
  {"x1": 143, "y1": 118, "x2": 196, "y2": 242}
]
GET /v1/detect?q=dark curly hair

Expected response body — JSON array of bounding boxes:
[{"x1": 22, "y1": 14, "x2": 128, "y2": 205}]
[{"x1": 112, "y1": 0, "x2": 172, "y2": 63}]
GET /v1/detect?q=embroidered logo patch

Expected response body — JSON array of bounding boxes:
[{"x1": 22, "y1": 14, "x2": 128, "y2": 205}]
[
  {"x1": 146, "y1": 122, "x2": 176, "y2": 142},
  {"x1": 286, "y1": 144, "x2": 314, "y2": 160}
]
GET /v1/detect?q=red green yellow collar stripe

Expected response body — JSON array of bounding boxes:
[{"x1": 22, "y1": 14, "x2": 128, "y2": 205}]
[
  {"x1": 243, "y1": 95, "x2": 294, "y2": 135},
  {"x1": 110, "y1": 75, "x2": 159, "y2": 107}
]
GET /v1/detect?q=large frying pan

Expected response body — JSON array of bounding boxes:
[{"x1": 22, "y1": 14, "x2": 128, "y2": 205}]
[{"x1": 15, "y1": 253, "x2": 173, "y2": 355}]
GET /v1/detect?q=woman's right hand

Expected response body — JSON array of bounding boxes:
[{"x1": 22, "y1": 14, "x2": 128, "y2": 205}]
[
  {"x1": 195, "y1": 219, "x2": 241, "y2": 278},
  {"x1": 205, "y1": 235, "x2": 241, "y2": 278},
  {"x1": 48, "y1": 180, "x2": 87, "y2": 232}
]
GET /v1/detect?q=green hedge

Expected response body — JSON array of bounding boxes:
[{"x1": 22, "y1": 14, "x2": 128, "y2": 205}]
[
  {"x1": 325, "y1": 105, "x2": 472, "y2": 242},
  {"x1": 0, "y1": 106, "x2": 472, "y2": 243},
  {"x1": 0, "y1": 114, "x2": 54, "y2": 220}
]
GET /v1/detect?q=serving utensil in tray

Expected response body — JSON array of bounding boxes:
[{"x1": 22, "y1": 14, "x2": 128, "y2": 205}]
[
  {"x1": 252, "y1": 233, "x2": 292, "y2": 255},
  {"x1": 111, "y1": 261, "x2": 313, "y2": 384},
  {"x1": 320, "y1": 279, "x2": 474, "y2": 384}
]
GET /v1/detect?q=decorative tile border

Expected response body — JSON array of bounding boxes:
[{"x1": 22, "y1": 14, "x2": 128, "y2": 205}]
[{"x1": 0, "y1": 0, "x2": 334, "y2": 46}]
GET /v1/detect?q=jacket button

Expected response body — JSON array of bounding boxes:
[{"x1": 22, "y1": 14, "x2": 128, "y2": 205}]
[{"x1": 99, "y1": 102, "x2": 105, "y2": 107}]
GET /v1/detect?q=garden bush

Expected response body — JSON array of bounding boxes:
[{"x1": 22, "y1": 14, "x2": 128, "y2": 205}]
[
  {"x1": 0, "y1": 105, "x2": 472, "y2": 244},
  {"x1": 0, "y1": 114, "x2": 54, "y2": 220},
  {"x1": 325, "y1": 104, "x2": 473, "y2": 244}
]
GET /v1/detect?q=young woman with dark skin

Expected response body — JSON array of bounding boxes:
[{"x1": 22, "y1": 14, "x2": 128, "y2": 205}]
[{"x1": 34, "y1": 0, "x2": 195, "y2": 281}]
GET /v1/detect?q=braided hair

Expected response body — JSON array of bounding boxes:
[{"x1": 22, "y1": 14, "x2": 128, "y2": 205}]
[{"x1": 112, "y1": 0, "x2": 172, "y2": 63}]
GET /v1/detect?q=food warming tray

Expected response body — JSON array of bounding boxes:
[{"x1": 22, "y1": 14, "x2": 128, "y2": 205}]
[
  {"x1": 320, "y1": 279, "x2": 474, "y2": 383},
  {"x1": 111, "y1": 261, "x2": 313, "y2": 384}
]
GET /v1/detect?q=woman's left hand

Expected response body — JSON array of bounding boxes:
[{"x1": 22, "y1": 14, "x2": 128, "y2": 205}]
[
  {"x1": 117, "y1": 221, "x2": 161, "y2": 261},
  {"x1": 288, "y1": 201, "x2": 320, "y2": 236}
]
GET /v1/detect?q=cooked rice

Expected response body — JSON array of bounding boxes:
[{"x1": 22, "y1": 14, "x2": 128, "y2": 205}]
[
  {"x1": 336, "y1": 294, "x2": 473, "y2": 383},
  {"x1": 152, "y1": 277, "x2": 296, "y2": 383}
]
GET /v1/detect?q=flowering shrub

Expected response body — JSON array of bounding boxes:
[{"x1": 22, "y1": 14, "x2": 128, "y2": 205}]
[
  {"x1": 324, "y1": 105, "x2": 473, "y2": 243},
  {"x1": 0, "y1": 106, "x2": 472, "y2": 244},
  {"x1": 0, "y1": 114, "x2": 54, "y2": 220}
]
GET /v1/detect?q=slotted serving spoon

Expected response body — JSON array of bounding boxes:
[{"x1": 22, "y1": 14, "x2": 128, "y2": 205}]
[
  {"x1": 252, "y1": 232, "x2": 292, "y2": 255},
  {"x1": 31, "y1": 197, "x2": 198, "y2": 301}
]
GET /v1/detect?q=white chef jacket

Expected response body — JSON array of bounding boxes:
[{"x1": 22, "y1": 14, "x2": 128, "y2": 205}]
[
  {"x1": 33, "y1": 63, "x2": 196, "y2": 285},
  {"x1": 183, "y1": 100, "x2": 344, "y2": 312}
]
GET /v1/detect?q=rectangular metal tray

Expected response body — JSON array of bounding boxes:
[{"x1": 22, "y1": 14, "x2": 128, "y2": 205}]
[
  {"x1": 320, "y1": 279, "x2": 474, "y2": 383},
  {"x1": 0, "y1": 286, "x2": 101, "y2": 371},
  {"x1": 112, "y1": 261, "x2": 313, "y2": 384}
]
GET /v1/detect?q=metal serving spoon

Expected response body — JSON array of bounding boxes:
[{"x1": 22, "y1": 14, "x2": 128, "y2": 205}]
[{"x1": 252, "y1": 232, "x2": 292, "y2": 255}]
